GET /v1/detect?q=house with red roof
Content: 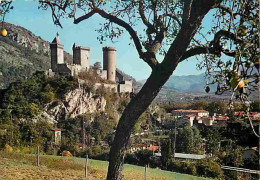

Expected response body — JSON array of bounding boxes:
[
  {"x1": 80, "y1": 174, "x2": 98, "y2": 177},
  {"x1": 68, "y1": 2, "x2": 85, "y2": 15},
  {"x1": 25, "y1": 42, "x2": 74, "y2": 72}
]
[
  {"x1": 147, "y1": 145, "x2": 160, "y2": 152},
  {"x1": 172, "y1": 109, "x2": 209, "y2": 118},
  {"x1": 234, "y1": 112, "x2": 260, "y2": 122}
]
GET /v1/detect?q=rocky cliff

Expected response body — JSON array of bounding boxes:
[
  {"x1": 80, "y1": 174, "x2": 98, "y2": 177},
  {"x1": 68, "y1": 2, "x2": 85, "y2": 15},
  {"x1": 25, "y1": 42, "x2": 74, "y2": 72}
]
[{"x1": 42, "y1": 88, "x2": 106, "y2": 123}]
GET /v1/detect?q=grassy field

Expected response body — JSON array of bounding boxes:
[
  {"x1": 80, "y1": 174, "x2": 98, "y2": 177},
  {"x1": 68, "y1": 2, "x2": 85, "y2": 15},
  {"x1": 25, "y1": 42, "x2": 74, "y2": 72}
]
[{"x1": 0, "y1": 151, "x2": 211, "y2": 180}]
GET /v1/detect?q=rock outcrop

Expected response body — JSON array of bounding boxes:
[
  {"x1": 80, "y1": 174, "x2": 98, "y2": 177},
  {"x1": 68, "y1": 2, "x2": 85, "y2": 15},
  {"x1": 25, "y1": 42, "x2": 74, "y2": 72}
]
[{"x1": 44, "y1": 88, "x2": 106, "y2": 122}]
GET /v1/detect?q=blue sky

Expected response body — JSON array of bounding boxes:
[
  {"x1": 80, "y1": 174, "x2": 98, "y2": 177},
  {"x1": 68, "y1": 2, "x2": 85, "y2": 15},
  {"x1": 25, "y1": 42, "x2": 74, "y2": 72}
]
[{"x1": 4, "y1": 0, "x2": 212, "y2": 81}]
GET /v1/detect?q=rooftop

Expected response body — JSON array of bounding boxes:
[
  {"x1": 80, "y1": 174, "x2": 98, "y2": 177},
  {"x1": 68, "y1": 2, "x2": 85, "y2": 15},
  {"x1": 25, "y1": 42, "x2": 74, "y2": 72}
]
[
  {"x1": 51, "y1": 32, "x2": 61, "y2": 45},
  {"x1": 173, "y1": 109, "x2": 209, "y2": 113},
  {"x1": 154, "y1": 153, "x2": 206, "y2": 160},
  {"x1": 186, "y1": 114, "x2": 197, "y2": 117},
  {"x1": 147, "y1": 146, "x2": 159, "y2": 151},
  {"x1": 131, "y1": 144, "x2": 146, "y2": 148},
  {"x1": 215, "y1": 116, "x2": 229, "y2": 121}
]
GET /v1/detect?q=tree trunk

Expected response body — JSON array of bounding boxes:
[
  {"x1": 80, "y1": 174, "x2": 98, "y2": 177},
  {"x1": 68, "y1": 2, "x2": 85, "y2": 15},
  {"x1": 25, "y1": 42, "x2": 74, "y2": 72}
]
[
  {"x1": 107, "y1": 3, "x2": 213, "y2": 178},
  {"x1": 107, "y1": 65, "x2": 177, "y2": 180}
]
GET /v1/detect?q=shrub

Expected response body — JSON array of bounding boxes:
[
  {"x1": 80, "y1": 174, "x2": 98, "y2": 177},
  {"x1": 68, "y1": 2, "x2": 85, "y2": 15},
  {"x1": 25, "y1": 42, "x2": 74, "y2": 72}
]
[
  {"x1": 62, "y1": 150, "x2": 73, "y2": 157},
  {"x1": 91, "y1": 145, "x2": 103, "y2": 157},
  {"x1": 15, "y1": 146, "x2": 37, "y2": 154},
  {"x1": 124, "y1": 153, "x2": 139, "y2": 165},
  {"x1": 168, "y1": 160, "x2": 196, "y2": 176},
  {"x1": 4, "y1": 144, "x2": 13, "y2": 152},
  {"x1": 196, "y1": 158, "x2": 223, "y2": 179},
  {"x1": 40, "y1": 91, "x2": 55, "y2": 104}
]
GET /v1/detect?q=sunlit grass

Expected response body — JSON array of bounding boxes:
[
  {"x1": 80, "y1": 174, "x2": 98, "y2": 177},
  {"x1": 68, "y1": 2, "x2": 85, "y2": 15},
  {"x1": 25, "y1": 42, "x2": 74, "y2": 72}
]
[{"x1": 0, "y1": 151, "x2": 211, "y2": 180}]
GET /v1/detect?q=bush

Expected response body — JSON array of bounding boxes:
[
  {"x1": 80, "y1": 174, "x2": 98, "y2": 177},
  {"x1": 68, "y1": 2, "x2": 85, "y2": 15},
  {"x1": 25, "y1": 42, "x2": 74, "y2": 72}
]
[
  {"x1": 62, "y1": 151, "x2": 73, "y2": 157},
  {"x1": 168, "y1": 160, "x2": 196, "y2": 176},
  {"x1": 83, "y1": 145, "x2": 106, "y2": 159},
  {"x1": 14, "y1": 146, "x2": 37, "y2": 154},
  {"x1": 196, "y1": 158, "x2": 223, "y2": 179},
  {"x1": 124, "y1": 153, "x2": 139, "y2": 165},
  {"x1": 40, "y1": 91, "x2": 55, "y2": 104},
  {"x1": 4, "y1": 144, "x2": 13, "y2": 152}
]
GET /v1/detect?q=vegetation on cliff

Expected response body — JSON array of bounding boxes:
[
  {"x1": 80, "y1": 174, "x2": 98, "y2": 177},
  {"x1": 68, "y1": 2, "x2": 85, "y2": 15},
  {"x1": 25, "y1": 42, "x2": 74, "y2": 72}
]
[{"x1": 0, "y1": 71, "x2": 130, "y2": 155}]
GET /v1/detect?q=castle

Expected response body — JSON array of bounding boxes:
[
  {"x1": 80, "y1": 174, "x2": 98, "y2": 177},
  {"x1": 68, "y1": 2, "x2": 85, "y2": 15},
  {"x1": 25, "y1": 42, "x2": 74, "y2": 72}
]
[{"x1": 47, "y1": 33, "x2": 133, "y2": 93}]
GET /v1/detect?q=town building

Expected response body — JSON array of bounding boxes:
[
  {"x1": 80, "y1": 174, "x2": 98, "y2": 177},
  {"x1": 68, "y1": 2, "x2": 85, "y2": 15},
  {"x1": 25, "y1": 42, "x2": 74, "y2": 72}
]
[
  {"x1": 172, "y1": 109, "x2": 209, "y2": 118},
  {"x1": 234, "y1": 112, "x2": 260, "y2": 122},
  {"x1": 154, "y1": 152, "x2": 206, "y2": 161},
  {"x1": 52, "y1": 128, "x2": 61, "y2": 145},
  {"x1": 170, "y1": 109, "x2": 232, "y2": 127}
]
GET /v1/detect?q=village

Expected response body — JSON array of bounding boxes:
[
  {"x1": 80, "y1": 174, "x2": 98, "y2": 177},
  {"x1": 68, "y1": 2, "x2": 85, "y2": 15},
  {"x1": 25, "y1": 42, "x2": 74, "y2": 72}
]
[{"x1": 127, "y1": 109, "x2": 260, "y2": 161}]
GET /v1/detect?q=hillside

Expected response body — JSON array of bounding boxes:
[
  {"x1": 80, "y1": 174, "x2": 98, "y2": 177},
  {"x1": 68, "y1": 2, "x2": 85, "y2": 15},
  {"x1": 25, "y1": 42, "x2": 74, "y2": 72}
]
[
  {"x1": 138, "y1": 77, "x2": 229, "y2": 104},
  {"x1": 0, "y1": 22, "x2": 73, "y2": 89},
  {"x1": 139, "y1": 74, "x2": 259, "y2": 104},
  {"x1": 164, "y1": 73, "x2": 217, "y2": 92},
  {"x1": 140, "y1": 74, "x2": 217, "y2": 93}
]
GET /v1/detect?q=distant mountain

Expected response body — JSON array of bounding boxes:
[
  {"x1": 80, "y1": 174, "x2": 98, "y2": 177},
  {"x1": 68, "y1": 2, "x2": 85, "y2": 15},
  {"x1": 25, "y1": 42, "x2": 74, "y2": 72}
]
[
  {"x1": 164, "y1": 73, "x2": 217, "y2": 93},
  {"x1": 135, "y1": 82, "x2": 229, "y2": 104},
  {"x1": 139, "y1": 74, "x2": 217, "y2": 93},
  {"x1": 138, "y1": 74, "x2": 259, "y2": 104}
]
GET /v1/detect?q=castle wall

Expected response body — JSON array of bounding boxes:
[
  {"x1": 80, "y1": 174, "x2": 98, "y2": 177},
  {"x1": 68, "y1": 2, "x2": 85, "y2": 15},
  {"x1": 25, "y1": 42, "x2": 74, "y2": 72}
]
[
  {"x1": 103, "y1": 47, "x2": 116, "y2": 82},
  {"x1": 98, "y1": 70, "x2": 107, "y2": 80},
  {"x1": 51, "y1": 47, "x2": 58, "y2": 72},
  {"x1": 56, "y1": 64, "x2": 71, "y2": 74},
  {"x1": 73, "y1": 48, "x2": 81, "y2": 65},
  {"x1": 80, "y1": 48, "x2": 90, "y2": 69},
  {"x1": 118, "y1": 84, "x2": 133, "y2": 93},
  {"x1": 50, "y1": 43, "x2": 64, "y2": 72},
  {"x1": 123, "y1": 80, "x2": 132, "y2": 86},
  {"x1": 94, "y1": 83, "x2": 117, "y2": 93},
  {"x1": 65, "y1": 64, "x2": 83, "y2": 76},
  {"x1": 57, "y1": 47, "x2": 64, "y2": 64},
  {"x1": 73, "y1": 46, "x2": 90, "y2": 70}
]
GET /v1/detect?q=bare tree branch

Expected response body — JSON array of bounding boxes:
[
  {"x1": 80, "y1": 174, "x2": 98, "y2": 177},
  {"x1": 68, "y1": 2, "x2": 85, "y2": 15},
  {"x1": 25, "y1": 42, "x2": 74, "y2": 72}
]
[
  {"x1": 138, "y1": 0, "x2": 154, "y2": 31},
  {"x1": 94, "y1": 7, "x2": 158, "y2": 69},
  {"x1": 216, "y1": 4, "x2": 242, "y2": 17},
  {"x1": 180, "y1": 44, "x2": 236, "y2": 62},
  {"x1": 163, "y1": 0, "x2": 224, "y2": 68},
  {"x1": 74, "y1": 10, "x2": 96, "y2": 24},
  {"x1": 44, "y1": 0, "x2": 64, "y2": 28},
  {"x1": 180, "y1": 29, "x2": 240, "y2": 62},
  {"x1": 210, "y1": 29, "x2": 243, "y2": 47},
  {"x1": 159, "y1": 13, "x2": 181, "y2": 26},
  {"x1": 180, "y1": 47, "x2": 221, "y2": 62},
  {"x1": 182, "y1": 0, "x2": 193, "y2": 24}
]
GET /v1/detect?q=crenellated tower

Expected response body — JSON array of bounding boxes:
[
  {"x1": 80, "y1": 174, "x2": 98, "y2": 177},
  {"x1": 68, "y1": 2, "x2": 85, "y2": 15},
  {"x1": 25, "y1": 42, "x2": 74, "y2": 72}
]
[
  {"x1": 72, "y1": 43, "x2": 90, "y2": 70},
  {"x1": 50, "y1": 33, "x2": 64, "y2": 72},
  {"x1": 103, "y1": 46, "x2": 116, "y2": 82}
]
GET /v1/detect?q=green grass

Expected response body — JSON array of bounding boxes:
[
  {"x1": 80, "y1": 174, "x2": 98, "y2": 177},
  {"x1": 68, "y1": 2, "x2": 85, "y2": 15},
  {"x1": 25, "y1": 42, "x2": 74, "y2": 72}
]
[
  {"x1": 45, "y1": 154, "x2": 211, "y2": 180},
  {"x1": 0, "y1": 151, "x2": 211, "y2": 180}
]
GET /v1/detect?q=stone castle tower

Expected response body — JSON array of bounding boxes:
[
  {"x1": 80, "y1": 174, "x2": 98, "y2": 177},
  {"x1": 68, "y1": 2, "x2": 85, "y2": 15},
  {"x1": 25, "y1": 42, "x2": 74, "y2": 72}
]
[
  {"x1": 72, "y1": 43, "x2": 90, "y2": 70},
  {"x1": 48, "y1": 34, "x2": 133, "y2": 93},
  {"x1": 103, "y1": 47, "x2": 116, "y2": 82},
  {"x1": 50, "y1": 33, "x2": 64, "y2": 72}
]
